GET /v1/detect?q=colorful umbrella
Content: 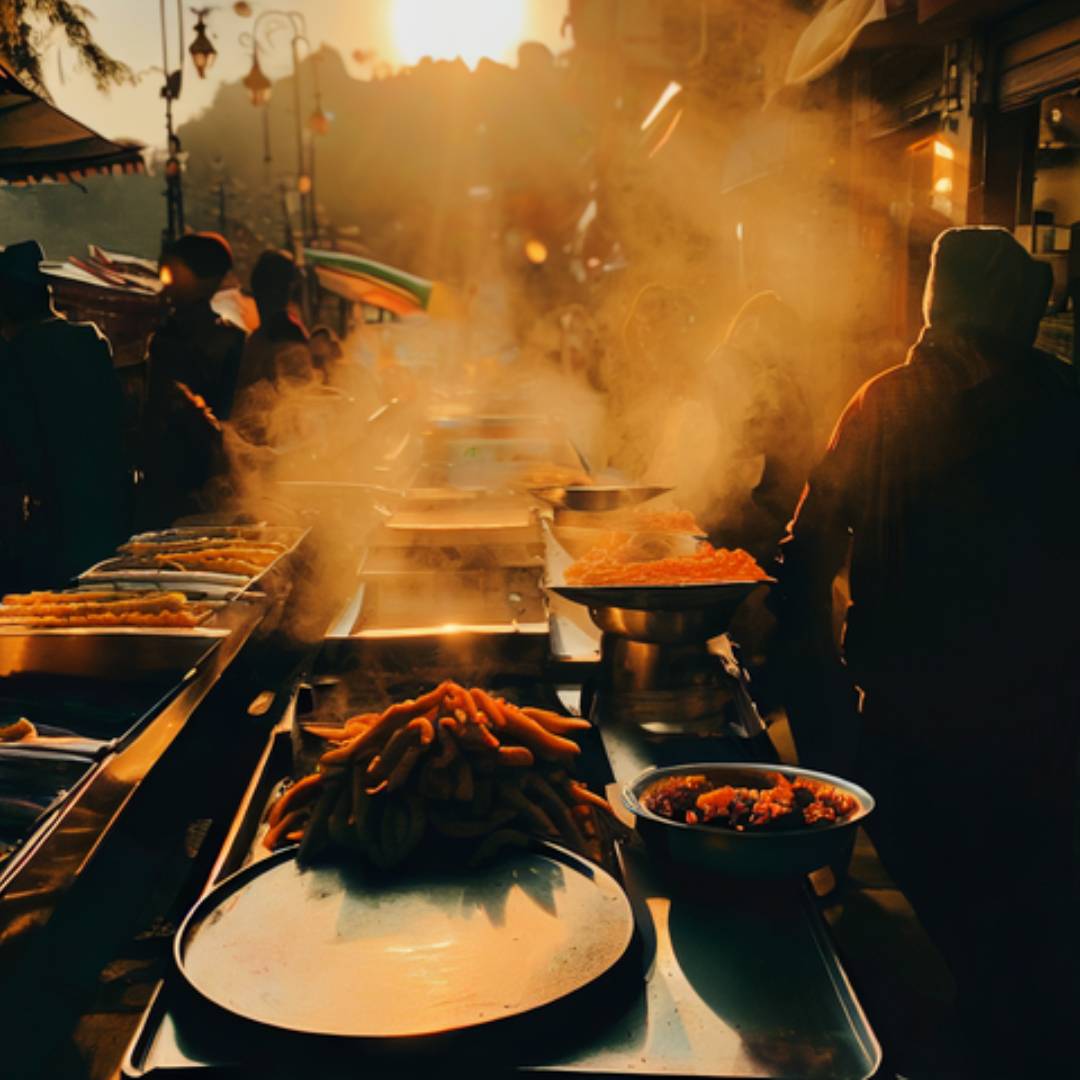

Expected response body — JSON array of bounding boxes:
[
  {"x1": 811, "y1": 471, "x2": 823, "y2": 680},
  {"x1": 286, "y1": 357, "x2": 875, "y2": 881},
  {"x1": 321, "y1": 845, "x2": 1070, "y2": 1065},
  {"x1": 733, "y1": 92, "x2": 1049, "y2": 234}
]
[
  {"x1": 303, "y1": 247, "x2": 460, "y2": 318},
  {"x1": 0, "y1": 62, "x2": 144, "y2": 185}
]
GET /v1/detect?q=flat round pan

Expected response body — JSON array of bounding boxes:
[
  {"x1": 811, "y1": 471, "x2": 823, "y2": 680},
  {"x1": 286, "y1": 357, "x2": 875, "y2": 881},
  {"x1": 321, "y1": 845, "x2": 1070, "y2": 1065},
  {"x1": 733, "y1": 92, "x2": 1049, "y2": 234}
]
[
  {"x1": 175, "y1": 843, "x2": 634, "y2": 1040},
  {"x1": 552, "y1": 579, "x2": 773, "y2": 613}
]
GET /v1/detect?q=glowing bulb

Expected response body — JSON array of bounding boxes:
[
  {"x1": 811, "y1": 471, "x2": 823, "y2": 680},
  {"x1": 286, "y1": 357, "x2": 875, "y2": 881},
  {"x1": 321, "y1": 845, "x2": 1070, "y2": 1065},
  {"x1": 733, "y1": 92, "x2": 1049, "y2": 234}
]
[
  {"x1": 524, "y1": 239, "x2": 547, "y2": 265},
  {"x1": 933, "y1": 139, "x2": 955, "y2": 160},
  {"x1": 934, "y1": 176, "x2": 953, "y2": 194},
  {"x1": 297, "y1": 175, "x2": 313, "y2": 195},
  {"x1": 159, "y1": 265, "x2": 174, "y2": 286}
]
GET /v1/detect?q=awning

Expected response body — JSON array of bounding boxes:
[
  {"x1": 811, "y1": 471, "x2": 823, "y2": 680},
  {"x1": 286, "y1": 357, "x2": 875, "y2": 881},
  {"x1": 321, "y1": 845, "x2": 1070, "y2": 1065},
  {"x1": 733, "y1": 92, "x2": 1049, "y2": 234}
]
[
  {"x1": 785, "y1": 0, "x2": 892, "y2": 87},
  {"x1": 303, "y1": 248, "x2": 460, "y2": 318},
  {"x1": 0, "y1": 62, "x2": 144, "y2": 185}
]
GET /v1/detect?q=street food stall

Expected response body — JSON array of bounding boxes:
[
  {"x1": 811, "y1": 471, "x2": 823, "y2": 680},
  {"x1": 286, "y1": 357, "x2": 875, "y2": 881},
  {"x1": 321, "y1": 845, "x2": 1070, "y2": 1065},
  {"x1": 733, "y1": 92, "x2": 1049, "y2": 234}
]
[{"x1": 0, "y1": 401, "x2": 877, "y2": 1080}]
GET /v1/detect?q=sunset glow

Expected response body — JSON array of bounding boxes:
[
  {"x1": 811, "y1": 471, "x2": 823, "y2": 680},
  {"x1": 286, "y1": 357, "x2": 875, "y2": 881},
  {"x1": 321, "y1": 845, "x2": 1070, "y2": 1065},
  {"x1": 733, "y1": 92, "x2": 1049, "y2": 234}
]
[{"x1": 391, "y1": 0, "x2": 527, "y2": 67}]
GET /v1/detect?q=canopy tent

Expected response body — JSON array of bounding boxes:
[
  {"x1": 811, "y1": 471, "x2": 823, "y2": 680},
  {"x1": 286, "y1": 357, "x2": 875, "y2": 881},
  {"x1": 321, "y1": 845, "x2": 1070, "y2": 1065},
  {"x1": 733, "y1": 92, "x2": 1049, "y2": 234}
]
[
  {"x1": 784, "y1": 0, "x2": 893, "y2": 87},
  {"x1": 303, "y1": 247, "x2": 460, "y2": 318},
  {"x1": 0, "y1": 62, "x2": 144, "y2": 185}
]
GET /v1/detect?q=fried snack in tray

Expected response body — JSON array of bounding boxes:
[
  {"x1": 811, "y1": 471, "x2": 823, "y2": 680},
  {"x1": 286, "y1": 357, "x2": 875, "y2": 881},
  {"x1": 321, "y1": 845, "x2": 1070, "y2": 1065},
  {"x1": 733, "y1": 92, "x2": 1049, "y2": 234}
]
[
  {"x1": 149, "y1": 545, "x2": 282, "y2": 576},
  {"x1": 565, "y1": 536, "x2": 768, "y2": 586},
  {"x1": 642, "y1": 772, "x2": 859, "y2": 832},
  {"x1": 263, "y1": 681, "x2": 625, "y2": 870},
  {"x1": 124, "y1": 538, "x2": 284, "y2": 556},
  {"x1": 0, "y1": 718, "x2": 36, "y2": 742},
  {"x1": 0, "y1": 589, "x2": 213, "y2": 629}
]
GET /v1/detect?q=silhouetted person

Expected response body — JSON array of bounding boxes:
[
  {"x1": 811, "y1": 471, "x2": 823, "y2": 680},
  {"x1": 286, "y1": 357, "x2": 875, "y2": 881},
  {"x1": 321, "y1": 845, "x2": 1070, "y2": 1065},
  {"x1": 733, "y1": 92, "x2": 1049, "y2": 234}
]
[
  {"x1": 141, "y1": 232, "x2": 244, "y2": 526},
  {"x1": 309, "y1": 324, "x2": 343, "y2": 384},
  {"x1": 235, "y1": 250, "x2": 309, "y2": 396},
  {"x1": 772, "y1": 226, "x2": 1079, "y2": 1075},
  {"x1": 0, "y1": 240, "x2": 128, "y2": 586}
]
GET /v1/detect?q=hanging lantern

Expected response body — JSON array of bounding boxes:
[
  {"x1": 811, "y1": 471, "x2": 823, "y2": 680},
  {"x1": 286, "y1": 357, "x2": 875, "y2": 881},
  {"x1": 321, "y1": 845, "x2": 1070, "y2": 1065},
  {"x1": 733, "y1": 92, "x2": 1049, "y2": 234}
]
[
  {"x1": 308, "y1": 101, "x2": 330, "y2": 136},
  {"x1": 243, "y1": 54, "x2": 272, "y2": 107},
  {"x1": 189, "y1": 9, "x2": 217, "y2": 78}
]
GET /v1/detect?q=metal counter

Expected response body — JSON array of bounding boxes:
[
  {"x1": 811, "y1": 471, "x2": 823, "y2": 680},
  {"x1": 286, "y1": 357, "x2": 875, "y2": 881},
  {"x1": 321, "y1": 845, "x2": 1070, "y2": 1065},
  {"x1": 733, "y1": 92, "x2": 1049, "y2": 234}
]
[{"x1": 121, "y1": 683, "x2": 880, "y2": 1080}]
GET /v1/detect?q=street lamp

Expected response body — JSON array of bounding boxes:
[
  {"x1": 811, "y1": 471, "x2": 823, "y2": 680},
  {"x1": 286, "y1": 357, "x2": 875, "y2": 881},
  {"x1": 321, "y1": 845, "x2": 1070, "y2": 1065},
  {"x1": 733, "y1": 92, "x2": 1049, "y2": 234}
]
[
  {"x1": 242, "y1": 49, "x2": 272, "y2": 107},
  {"x1": 188, "y1": 7, "x2": 217, "y2": 78},
  {"x1": 308, "y1": 99, "x2": 330, "y2": 137},
  {"x1": 236, "y1": 8, "x2": 329, "y2": 247}
]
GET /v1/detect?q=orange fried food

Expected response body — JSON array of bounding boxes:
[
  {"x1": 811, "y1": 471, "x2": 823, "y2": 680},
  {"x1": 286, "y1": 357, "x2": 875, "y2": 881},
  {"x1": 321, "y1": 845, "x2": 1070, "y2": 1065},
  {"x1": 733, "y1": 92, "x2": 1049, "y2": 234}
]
[
  {"x1": 0, "y1": 590, "x2": 212, "y2": 628},
  {"x1": 263, "y1": 681, "x2": 625, "y2": 872},
  {"x1": 565, "y1": 538, "x2": 767, "y2": 586},
  {"x1": 624, "y1": 509, "x2": 704, "y2": 534}
]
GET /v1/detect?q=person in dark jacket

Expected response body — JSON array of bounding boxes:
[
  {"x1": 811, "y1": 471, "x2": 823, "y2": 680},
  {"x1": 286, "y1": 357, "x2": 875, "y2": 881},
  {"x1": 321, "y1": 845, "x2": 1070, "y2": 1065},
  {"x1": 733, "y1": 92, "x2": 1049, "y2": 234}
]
[
  {"x1": 0, "y1": 240, "x2": 129, "y2": 586},
  {"x1": 772, "y1": 226, "x2": 1079, "y2": 1074},
  {"x1": 141, "y1": 232, "x2": 245, "y2": 527},
  {"x1": 234, "y1": 250, "x2": 309, "y2": 397}
]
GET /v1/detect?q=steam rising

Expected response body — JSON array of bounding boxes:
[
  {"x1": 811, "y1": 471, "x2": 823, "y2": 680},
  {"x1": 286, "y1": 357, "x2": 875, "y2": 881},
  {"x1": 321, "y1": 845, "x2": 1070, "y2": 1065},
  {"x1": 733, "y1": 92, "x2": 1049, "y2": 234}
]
[{"x1": 217, "y1": 3, "x2": 920, "y2": 642}]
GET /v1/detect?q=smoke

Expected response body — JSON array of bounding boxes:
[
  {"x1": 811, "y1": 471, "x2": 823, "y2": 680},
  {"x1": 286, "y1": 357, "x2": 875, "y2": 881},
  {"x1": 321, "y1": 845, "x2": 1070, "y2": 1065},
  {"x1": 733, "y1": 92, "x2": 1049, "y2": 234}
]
[
  {"x1": 213, "y1": 0, "x2": 930, "y2": 644},
  {"x1": 501, "y1": 0, "x2": 920, "y2": 555}
]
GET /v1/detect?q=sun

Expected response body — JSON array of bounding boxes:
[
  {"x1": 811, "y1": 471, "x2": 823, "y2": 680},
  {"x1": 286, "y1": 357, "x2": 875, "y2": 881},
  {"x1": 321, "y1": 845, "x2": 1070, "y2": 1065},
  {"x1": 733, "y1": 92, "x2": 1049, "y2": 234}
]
[{"x1": 391, "y1": 0, "x2": 528, "y2": 68}]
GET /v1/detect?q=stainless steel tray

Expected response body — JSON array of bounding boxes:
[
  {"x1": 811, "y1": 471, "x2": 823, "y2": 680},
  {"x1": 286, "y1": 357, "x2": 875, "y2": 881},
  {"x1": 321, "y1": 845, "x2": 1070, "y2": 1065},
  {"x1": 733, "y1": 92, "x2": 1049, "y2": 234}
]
[
  {"x1": 0, "y1": 626, "x2": 230, "y2": 681},
  {"x1": 80, "y1": 525, "x2": 307, "y2": 593}
]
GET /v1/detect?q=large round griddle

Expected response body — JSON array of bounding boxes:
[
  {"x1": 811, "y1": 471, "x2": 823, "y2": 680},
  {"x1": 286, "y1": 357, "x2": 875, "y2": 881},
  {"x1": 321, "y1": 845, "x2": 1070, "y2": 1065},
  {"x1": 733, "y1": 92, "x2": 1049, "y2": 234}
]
[{"x1": 175, "y1": 843, "x2": 634, "y2": 1040}]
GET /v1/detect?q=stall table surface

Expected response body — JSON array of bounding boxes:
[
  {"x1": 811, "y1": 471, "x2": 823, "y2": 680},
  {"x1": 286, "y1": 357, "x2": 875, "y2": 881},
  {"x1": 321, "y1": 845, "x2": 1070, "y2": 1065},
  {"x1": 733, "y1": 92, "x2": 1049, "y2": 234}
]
[{"x1": 121, "y1": 691, "x2": 880, "y2": 1079}]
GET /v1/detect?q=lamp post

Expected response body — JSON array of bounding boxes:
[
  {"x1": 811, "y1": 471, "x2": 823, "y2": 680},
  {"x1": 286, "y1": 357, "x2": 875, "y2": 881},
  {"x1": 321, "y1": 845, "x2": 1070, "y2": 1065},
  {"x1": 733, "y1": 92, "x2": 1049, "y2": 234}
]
[
  {"x1": 157, "y1": 2, "x2": 217, "y2": 250},
  {"x1": 237, "y1": 8, "x2": 329, "y2": 248},
  {"x1": 159, "y1": 1, "x2": 185, "y2": 249},
  {"x1": 240, "y1": 30, "x2": 273, "y2": 169}
]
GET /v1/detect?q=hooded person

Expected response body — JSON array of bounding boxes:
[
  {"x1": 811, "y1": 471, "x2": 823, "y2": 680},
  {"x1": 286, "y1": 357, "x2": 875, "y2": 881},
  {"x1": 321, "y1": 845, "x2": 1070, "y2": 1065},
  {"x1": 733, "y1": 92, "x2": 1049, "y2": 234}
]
[
  {"x1": 771, "y1": 226, "x2": 1079, "y2": 1075},
  {"x1": 0, "y1": 240, "x2": 129, "y2": 587},
  {"x1": 141, "y1": 232, "x2": 245, "y2": 526},
  {"x1": 233, "y1": 249, "x2": 309, "y2": 398}
]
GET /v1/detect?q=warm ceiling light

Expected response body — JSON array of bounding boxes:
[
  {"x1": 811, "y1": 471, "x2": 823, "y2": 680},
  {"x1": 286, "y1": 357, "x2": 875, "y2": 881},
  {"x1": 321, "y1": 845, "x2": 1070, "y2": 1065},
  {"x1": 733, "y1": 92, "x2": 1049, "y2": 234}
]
[
  {"x1": 159, "y1": 265, "x2": 174, "y2": 286},
  {"x1": 932, "y1": 139, "x2": 955, "y2": 160},
  {"x1": 189, "y1": 9, "x2": 217, "y2": 79},
  {"x1": 243, "y1": 54, "x2": 272, "y2": 107}
]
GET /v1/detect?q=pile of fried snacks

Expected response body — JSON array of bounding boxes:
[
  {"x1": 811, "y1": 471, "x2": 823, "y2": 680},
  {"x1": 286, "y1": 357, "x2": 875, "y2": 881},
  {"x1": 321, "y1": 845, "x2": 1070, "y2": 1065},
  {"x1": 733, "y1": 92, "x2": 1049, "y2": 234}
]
[
  {"x1": 620, "y1": 509, "x2": 703, "y2": 534},
  {"x1": 264, "y1": 681, "x2": 622, "y2": 869},
  {"x1": 565, "y1": 538, "x2": 768, "y2": 586},
  {"x1": 0, "y1": 590, "x2": 213, "y2": 628}
]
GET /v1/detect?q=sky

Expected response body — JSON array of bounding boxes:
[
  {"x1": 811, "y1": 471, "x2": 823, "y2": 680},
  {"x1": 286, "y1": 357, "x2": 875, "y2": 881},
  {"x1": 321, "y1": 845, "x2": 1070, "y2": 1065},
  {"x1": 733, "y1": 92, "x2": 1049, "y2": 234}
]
[{"x1": 45, "y1": 1, "x2": 569, "y2": 149}]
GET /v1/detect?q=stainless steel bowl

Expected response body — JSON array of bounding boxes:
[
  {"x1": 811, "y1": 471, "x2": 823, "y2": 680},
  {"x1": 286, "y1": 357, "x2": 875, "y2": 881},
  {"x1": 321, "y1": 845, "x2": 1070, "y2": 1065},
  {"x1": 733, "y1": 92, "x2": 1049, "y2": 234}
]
[
  {"x1": 530, "y1": 485, "x2": 672, "y2": 512},
  {"x1": 552, "y1": 580, "x2": 769, "y2": 644},
  {"x1": 622, "y1": 763, "x2": 874, "y2": 878},
  {"x1": 586, "y1": 604, "x2": 735, "y2": 645}
]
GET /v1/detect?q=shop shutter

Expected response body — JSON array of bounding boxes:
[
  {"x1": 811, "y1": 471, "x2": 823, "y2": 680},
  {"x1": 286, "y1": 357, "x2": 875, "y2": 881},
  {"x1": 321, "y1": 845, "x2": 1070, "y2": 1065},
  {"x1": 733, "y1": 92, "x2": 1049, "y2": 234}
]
[{"x1": 998, "y1": 14, "x2": 1080, "y2": 110}]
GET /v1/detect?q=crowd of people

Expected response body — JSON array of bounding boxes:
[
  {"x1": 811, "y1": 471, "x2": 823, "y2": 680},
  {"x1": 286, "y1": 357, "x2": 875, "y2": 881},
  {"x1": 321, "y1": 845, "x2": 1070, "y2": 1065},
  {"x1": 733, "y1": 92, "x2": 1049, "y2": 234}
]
[{"x1": 0, "y1": 232, "x2": 370, "y2": 591}]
